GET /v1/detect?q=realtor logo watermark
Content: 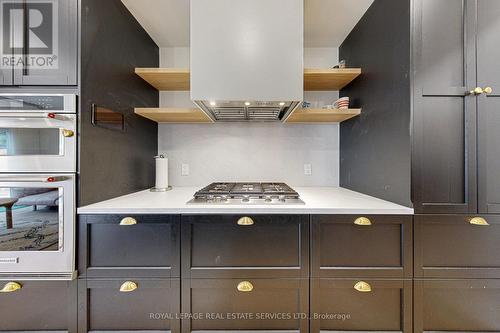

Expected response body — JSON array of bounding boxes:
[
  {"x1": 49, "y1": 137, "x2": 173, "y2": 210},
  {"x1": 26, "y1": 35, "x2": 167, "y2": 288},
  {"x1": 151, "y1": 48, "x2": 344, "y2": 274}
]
[{"x1": 0, "y1": 0, "x2": 58, "y2": 69}]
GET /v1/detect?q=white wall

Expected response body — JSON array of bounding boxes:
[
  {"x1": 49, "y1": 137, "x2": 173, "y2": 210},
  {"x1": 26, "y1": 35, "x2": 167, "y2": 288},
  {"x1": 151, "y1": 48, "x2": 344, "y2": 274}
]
[{"x1": 158, "y1": 47, "x2": 341, "y2": 187}]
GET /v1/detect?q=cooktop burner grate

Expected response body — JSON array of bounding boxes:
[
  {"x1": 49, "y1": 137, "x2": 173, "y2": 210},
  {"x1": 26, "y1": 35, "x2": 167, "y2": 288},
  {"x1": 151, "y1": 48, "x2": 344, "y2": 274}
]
[{"x1": 189, "y1": 182, "x2": 304, "y2": 205}]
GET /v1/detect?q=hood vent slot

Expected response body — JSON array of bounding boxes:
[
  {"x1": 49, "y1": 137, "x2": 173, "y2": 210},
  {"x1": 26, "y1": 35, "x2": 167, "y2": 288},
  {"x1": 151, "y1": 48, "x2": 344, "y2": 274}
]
[{"x1": 194, "y1": 101, "x2": 300, "y2": 122}]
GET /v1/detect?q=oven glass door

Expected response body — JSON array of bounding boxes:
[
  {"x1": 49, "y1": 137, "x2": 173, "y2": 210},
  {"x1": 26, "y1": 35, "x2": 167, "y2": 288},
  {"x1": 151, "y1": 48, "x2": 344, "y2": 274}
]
[
  {"x1": 0, "y1": 175, "x2": 74, "y2": 274},
  {"x1": 0, "y1": 113, "x2": 76, "y2": 172}
]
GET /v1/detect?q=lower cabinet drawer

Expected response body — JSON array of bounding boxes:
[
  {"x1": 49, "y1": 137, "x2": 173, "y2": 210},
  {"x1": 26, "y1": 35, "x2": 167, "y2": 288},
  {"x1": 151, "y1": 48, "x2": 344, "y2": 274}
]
[
  {"x1": 79, "y1": 214, "x2": 180, "y2": 278},
  {"x1": 181, "y1": 278, "x2": 309, "y2": 333},
  {"x1": 181, "y1": 215, "x2": 308, "y2": 278},
  {"x1": 311, "y1": 279, "x2": 412, "y2": 333},
  {"x1": 414, "y1": 279, "x2": 500, "y2": 332},
  {"x1": 312, "y1": 215, "x2": 412, "y2": 278},
  {"x1": 78, "y1": 279, "x2": 180, "y2": 333},
  {"x1": 415, "y1": 215, "x2": 500, "y2": 278},
  {"x1": 0, "y1": 280, "x2": 77, "y2": 332}
]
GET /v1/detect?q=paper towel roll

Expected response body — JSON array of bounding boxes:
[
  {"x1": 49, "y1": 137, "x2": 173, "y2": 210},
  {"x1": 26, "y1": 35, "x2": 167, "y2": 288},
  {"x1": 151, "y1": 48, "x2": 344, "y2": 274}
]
[{"x1": 155, "y1": 155, "x2": 169, "y2": 189}]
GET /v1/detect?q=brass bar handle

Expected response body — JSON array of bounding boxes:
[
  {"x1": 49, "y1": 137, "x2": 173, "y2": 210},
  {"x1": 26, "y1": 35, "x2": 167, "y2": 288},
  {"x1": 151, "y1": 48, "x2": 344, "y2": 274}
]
[
  {"x1": 483, "y1": 87, "x2": 493, "y2": 94},
  {"x1": 237, "y1": 281, "x2": 254, "y2": 292},
  {"x1": 354, "y1": 281, "x2": 372, "y2": 293},
  {"x1": 62, "y1": 129, "x2": 75, "y2": 137},
  {"x1": 354, "y1": 217, "x2": 372, "y2": 226},
  {"x1": 469, "y1": 217, "x2": 489, "y2": 226},
  {"x1": 120, "y1": 217, "x2": 137, "y2": 226},
  {"x1": 237, "y1": 216, "x2": 254, "y2": 226},
  {"x1": 0, "y1": 282, "x2": 22, "y2": 293},
  {"x1": 119, "y1": 281, "x2": 138, "y2": 292}
]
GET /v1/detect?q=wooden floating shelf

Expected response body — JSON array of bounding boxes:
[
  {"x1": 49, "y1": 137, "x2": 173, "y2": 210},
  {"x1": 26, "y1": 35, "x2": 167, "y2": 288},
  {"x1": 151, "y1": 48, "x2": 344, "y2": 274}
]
[
  {"x1": 135, "y1": 107, "x2": 360, "y2": 124},
  {"x1": 303, "y1": 68, "x2": 361, "y2": 91},
  {"x1": 135, "y1": 68, "x2": 190, "y2": 91},
  {"x1": 134, "y1": 108, "x2": 212, "y2": 123},
  {"x1": 285, "y1": 108, "x2": 361, "y2": 123},
  {"x1": 135, "y1": 67, "x2": 361, "y2": 91}
]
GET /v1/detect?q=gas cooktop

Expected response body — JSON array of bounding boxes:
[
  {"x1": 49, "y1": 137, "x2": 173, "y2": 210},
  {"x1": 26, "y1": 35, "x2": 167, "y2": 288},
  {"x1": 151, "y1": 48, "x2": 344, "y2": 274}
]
[{"x1": 187, "y1": 182, "x2": 305, "y2": 205}]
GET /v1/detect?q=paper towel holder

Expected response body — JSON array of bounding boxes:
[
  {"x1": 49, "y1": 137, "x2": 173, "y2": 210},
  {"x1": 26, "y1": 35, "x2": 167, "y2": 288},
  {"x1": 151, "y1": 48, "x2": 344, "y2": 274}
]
[
  {"x1": 150, "y1": 186, "x2": 172, "y2": 192},
  {"x1": 151, "y1": 155, "x2": 173, "y2": 192}
]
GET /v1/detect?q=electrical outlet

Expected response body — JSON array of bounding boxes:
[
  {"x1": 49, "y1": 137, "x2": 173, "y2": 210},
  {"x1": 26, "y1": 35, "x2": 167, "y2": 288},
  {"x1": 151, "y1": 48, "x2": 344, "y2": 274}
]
[
  {"x1": 304, "y1": 163, "x2": 312, "y2": 175},
  {"x1": 181, "y1": 164, "x2": 190, "y2": 176}
]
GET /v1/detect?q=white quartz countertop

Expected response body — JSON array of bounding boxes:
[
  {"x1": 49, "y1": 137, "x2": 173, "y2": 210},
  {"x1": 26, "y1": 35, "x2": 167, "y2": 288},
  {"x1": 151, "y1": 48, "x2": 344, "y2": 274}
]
[{"x1": 77, "y1": 187, "x2": 414, "y2": 215}]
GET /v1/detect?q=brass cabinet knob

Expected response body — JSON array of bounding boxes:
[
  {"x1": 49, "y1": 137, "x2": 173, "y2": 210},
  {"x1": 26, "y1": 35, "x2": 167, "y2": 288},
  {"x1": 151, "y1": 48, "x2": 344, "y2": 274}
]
[
  {"x1": 120, "y1": 217, "x2": 137, "y2": 226},
  {"x1": 354, "y1": 281, "x2": 372, "y2": 293},
  {"x1": 470, "y1": 87, "x2": 484, "y2": 95},
  {"x1": 237, "y1": 281, "x2": 254, "y2": 292},
  {"x1": 469, "y1": 217, "x2": 489, "y2": 226},
  {"x1": 237, "y1": 216, "x2": 254, "y2": 226},
  {"x1": 119, "y1": 281, "x2": 138, "y2": 292},
  {"x1": 354, "y1": 217, "x2": 372, "y2": 226},
  {"x1": 0, "y1": 281, "x2": 22, "y2": 293},
  {"x1": 62, "y1": 129, "x2": 74, "y2": 137},
  {"x1": 470, "y1": 87, "x2": 493, "y2": 95}
]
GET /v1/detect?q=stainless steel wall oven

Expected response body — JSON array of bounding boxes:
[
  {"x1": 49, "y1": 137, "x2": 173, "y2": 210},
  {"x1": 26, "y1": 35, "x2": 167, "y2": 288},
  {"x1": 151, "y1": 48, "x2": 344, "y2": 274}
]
[{"x1": 0, "y1": 94, "x2": 76, "y2": 279}]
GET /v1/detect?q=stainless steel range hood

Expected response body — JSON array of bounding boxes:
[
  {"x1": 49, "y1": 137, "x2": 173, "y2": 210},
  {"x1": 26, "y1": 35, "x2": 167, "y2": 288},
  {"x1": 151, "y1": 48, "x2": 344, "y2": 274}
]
[{"x1": 190, "y1": 0, "x2": 303, "y2": 122}]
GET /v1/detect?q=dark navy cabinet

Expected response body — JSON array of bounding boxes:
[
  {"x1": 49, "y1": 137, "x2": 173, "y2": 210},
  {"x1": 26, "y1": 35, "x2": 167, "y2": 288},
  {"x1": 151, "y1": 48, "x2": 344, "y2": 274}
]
[{"x1": 0, "y1": 0, "x2": 78, "y2": 86}]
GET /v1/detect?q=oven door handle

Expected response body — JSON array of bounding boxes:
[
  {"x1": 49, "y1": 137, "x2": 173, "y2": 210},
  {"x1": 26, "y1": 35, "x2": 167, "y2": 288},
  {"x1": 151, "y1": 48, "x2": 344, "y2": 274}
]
[
  {"x1": 0, "y1": 113, "x2": 71, "y2": 121},
  {"x1": 0, "y1": 176, "x2": 69, "y2": 183}
]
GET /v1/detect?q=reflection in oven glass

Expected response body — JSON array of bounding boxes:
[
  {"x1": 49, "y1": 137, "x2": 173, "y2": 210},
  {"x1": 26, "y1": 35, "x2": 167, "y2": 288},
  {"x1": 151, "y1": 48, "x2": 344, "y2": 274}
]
[
  {"x1": 0, "y1": 187, "x2": 61, "y2": 251},
  {"x1": 0, "y1": 128, "x2": 60, "y2": 156}
]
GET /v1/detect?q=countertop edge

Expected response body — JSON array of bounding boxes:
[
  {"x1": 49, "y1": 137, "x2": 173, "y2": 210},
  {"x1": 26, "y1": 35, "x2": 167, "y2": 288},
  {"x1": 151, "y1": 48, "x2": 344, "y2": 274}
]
[{"x1": 77, "y1": 207, "x2": 414, "y2": 215}]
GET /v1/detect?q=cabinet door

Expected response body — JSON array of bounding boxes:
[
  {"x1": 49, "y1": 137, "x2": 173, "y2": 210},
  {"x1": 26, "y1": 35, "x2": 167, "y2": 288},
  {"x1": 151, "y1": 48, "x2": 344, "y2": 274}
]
[
  {"x1": 78, "y1": 214, "x2": 180, "y2": 278},
  {"x1": 0, "y1": 280, "x2": 77, "y2": 332},
  {"x1": 312, "y1": 215, "x2": 412, "y2": 278},
  {"x1": 0, "y1": 69, "x2": 13, "y2": 85},
  {"x1": 181, "y1": 278, "x2": 308, "y2": 333},
  {"x1": 477, "y1": 0, "x2": 500, "y2": 213},
  {"x1": 78, "y1": 279, "x2": 180, "y2": 333},
  {"x1": 310, "y1": 279, "x2": 412, "y2": 333},
  {"x1": 412, "y1": 0, "x2": 477, "y2": 213},
  {"x1": 414, "y1": 215, "x2": 500, "y2": 278},
  {"x1": 181, "y1": 215, "x2": 308, "y2": 278},
  {"x1": 414, "y1": 279, "x2": 500, "y2": 333},
  {"x1": 13, "y1": 0, "x2": 77, "y2": 85}
]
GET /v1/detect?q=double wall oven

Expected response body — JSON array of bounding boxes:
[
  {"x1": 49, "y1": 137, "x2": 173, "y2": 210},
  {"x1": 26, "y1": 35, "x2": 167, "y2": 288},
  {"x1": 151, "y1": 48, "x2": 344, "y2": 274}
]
[{"x1": 0, "y1": 94, "x2": 76, "y2": 279}]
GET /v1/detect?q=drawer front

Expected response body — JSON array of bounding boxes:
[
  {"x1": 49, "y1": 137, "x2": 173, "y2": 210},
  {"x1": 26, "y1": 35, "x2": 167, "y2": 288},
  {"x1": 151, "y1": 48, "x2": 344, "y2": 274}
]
[
  {"x1": 181, "y1": 278, "x2": 308, "y2": 333},
  {"x1": 79, "y1": 215, "x2": 180, "y2": 278},
  {"x1": 0, "y1": 280, "x2": 76, "y2": 332},
  {"x1": 78, "y1": 278, "x2": 180, "y2": 333},
  {"x1": 181, "y1": 215, "x2": 309, "y2": 278},
  {"x1": 311, "y1": 279, "x2": 411, "y2": 333},
  {"x1": 414, "y1": 279, "x2": 500, "y2": 332},
  {"x1": 415, "y1": 215, "x2": 500, "y2": 278},
  {"x1": 312, "y1": 215, "x2": 412, "y2": 278}
]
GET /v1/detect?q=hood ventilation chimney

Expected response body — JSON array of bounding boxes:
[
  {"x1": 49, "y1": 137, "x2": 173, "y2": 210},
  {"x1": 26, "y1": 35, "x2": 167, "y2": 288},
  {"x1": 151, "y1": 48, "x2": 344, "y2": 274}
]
[{"x1": 190, "y1": 0, "x2": 303, "y2": 122}]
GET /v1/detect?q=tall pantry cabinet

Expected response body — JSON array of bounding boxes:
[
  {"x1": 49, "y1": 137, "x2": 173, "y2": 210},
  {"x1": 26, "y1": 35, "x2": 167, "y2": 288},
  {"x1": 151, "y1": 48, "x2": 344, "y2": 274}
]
[
  {"x1": 340, "y1": 1, "x2": 500, "y2": 332},
  {"x1": 413, "y1": 0, "x2": 500, "y2": 214}
]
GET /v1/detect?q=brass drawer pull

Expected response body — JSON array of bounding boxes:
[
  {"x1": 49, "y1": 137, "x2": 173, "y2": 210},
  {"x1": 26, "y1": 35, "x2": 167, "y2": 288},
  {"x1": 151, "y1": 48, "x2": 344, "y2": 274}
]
[
  {"x1": 354, "y1": 217, "x2": 372, "y2": 226},
  {"x1": 119, "y1": 281, "x2": 138, "y2": 292},
  {"x1": 120, "y1": 217, "x2": 137, "y2": 226},
  {"x1": 62, "y1": 129, "x2": 75, "y2": 137},
  {"x1": 354, "y1": 281, "x2": 372, "y2": 293},
  {"x1": 469, "y1": 217, "x2": 489, "y2": 226},
  {"x1": 237, "y1": 281, "x2": 254, "y2": 292},
  {"x1": 0, "y1": 282, "x2": 22, "y2": 293},
  {"x1": 237, "y1": 216, "x2": 254, "y2": 226}
]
